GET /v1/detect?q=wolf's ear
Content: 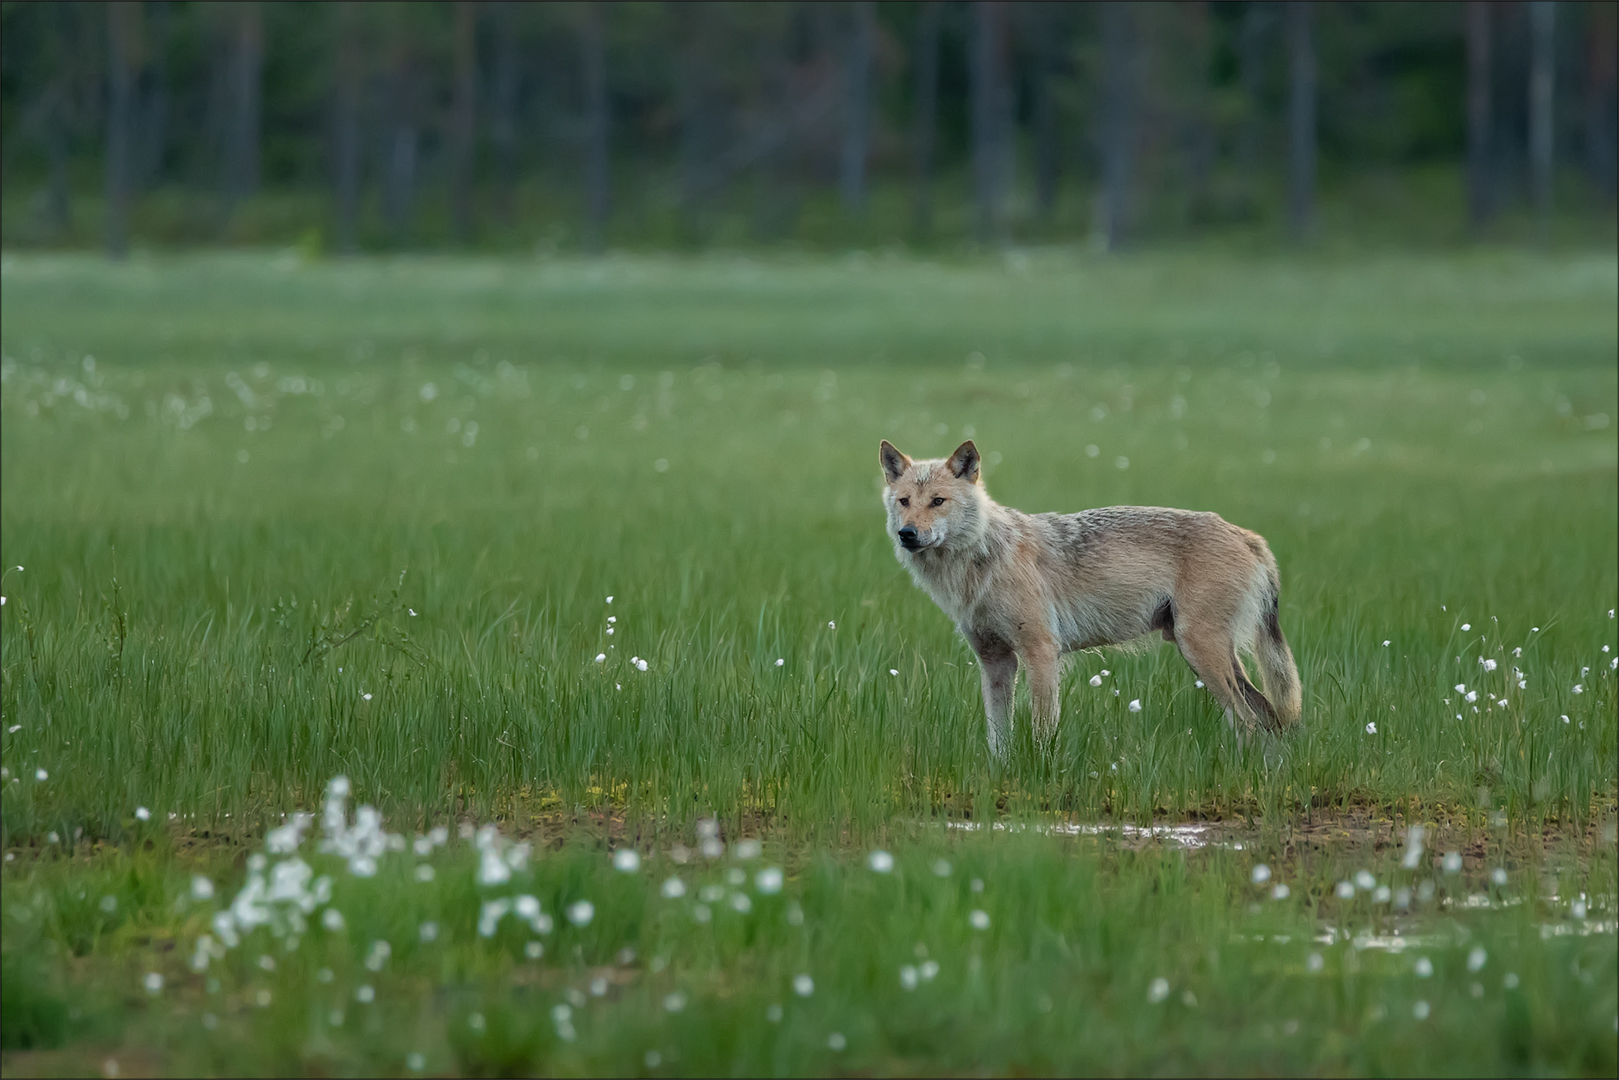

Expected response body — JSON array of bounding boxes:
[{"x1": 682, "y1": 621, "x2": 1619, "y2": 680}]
[
  {"x1": 879, "y1": 440, "x2": 911, "y2": 484},
  {"x1": 947, "y1": 440, "x2": 980, "y2": 482}
]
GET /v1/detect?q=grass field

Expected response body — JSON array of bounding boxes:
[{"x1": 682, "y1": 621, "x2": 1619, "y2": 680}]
[{"x1": 2, "y1": 248, "x2": 1616, "y2": 1076}]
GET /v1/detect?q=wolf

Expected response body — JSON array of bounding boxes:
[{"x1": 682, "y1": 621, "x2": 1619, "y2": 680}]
[{"x1": 880, "y1": 439, "x2": 1301, "y2": 759}]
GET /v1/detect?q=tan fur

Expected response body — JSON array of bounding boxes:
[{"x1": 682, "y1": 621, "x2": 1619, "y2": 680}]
[{"x1": 880, "y1": 439, "x2": 1302, "y2": 759}]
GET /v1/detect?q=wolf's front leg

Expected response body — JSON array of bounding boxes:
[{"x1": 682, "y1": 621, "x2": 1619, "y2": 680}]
[
  {"x1": 1023, "y1": 637, "x2": 1062, "y2": 750},
  {"x1": 973, "y1": 637, "x2": 1018, "y2": 761}
]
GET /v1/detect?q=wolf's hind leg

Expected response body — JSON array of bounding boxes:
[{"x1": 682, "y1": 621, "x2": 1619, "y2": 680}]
[
  {"x1": 974, "y1": 639, "x2": 1018, "y2": 761},
  {"x1": 1175, "y1": 626, "x2": 1261, "y2": 732}
]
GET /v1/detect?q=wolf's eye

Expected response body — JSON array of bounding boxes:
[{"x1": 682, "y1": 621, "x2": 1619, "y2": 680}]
[
  {"x1": 930, "y1": 497, "x2": 946, "y2": 507},
  {"x1": 898, "y1": 497, "x2": 910, "y2": 507}
]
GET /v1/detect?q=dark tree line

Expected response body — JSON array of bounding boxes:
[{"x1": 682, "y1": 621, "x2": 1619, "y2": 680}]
[{"x1": 2, "y1": 2, "x2": 1614, "y2": 255}]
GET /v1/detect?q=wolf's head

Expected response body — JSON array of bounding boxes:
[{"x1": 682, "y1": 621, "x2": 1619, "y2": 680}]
[{"x1": 879, "y1": 440, "x2": 989, "y2": 556}]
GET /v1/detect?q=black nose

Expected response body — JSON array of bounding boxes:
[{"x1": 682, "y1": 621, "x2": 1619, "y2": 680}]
[{"x1": 898, "y1": 525, "x2": 918, "y2": 543}]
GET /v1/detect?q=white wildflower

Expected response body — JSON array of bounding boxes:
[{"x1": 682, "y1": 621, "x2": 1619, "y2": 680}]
[
  {"x1": 868, "y1": 850, "x2": 894, "y2": 873},
  {"x1": 1147, "y1": 978, "x2": 1170, "y2": 1003}
]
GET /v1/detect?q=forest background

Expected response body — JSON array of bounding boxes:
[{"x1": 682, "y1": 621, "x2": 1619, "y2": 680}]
[{"x1": 2, "y1": 1, "x2": 1616, "y2": 256}]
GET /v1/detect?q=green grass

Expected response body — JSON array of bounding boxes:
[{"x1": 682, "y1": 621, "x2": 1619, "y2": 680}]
[{"x1": 2, "y1": 248, "x2": 1615, "y2": 1075}]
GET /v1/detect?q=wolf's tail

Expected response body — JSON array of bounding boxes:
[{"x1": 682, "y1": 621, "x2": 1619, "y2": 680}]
[{"x1": 1255, "y1": 584, "x2": 1302, "y2": 727}]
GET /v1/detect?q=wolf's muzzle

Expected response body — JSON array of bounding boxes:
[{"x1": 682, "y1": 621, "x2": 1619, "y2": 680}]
[{"x1": 897, "y1": 525, "x2": 922, "y2": 551}]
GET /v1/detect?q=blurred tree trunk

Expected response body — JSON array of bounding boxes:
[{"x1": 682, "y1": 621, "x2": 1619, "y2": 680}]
[
  {"x1": 1528, "y1": 1, "x2": 1555, "y2": 241},
  {"x1": 136, "y1": 1, "x2": 170, "y2": 193},
  {"x1": 222, "y1": 3, "x2": 263, "y2": 234},
  {"x1": 1182, "y1": 1, "x2": 1215, "y2": 222},
  {"x1": 1236, "y1": 1, "x2": 1266, "y2": 214},
  {"x1": 1031, "y1": 2, "x2": 1060, "y2": 222},
  {"x1": 46, "y1": 81, "x2": 71, "y2": 235},
  {"x1": 676, "y1": 6, "x2": 715, "y2": 244},
  {"x1": 106, "y1": 1, "x2": 138, "y2": 258},
  {"x1": 384, "y1": 31, "x2": 417, "y2": 238},
  {"x1": 581, "y1": 2, "x2": 610, "y2": 249},
  {"x1": 840, "y1": 1, "x2": 874, "y2": 216},
  {"x1": 971, "y1": 1, "x2": 1011, "y2": 245},
  {"x1": 1586, "y1": 3, "x2": 1617, "y2": 199},
  {"x1": 910, "y1": 1, "x2": 941, "y2": 237},
  {"x1": 333, "y1": 3, "x2": 362, "y2": 253},
  {"x1": 449, "y1": 2, "x2": 477, "y2": 244},
  {"x1": 491, "y1": 2, "x2": 520, "y2": 226},
  {"x1": 1098, "y1": 1, "x2": 1133, "y2": 251},
  {"x1": 1467, "y1": 1, "x2": 1493, "y2": 231},
  {"x1": 1285, "y1": 1, "x2": 1315, "y2": 241}
]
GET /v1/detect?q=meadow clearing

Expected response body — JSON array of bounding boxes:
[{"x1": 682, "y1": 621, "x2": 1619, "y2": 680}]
[{"x1": 1, "y1": 248, "x2": 1615, "y2": 1076}]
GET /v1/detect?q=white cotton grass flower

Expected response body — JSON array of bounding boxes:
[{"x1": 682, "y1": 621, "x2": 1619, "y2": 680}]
[
  {"x1": 135, "y1": 806, "x2": 151, "y2": 822},
  {"x1": 900, "y1": 965, "x2": 919, "y2": 991},
  {"x1": 868, "y1": 850, "x2": 895, "y2": 873},
  {"x1": 1468, "y1": 947, "x2": 1487, "y2": 972},
  {"x1": 889, "y1": 668, "x2": 899, "y2": 676},
  {"x1": 1306, "y1": 952, "x2": 1324, "y2": 973},
  {"x1": 735, "y1": 839, "x2": 762, "y2": 860},
  {"x1": 662, "y1": 992, "x2": 686, "y2": 1013},
  {"x1": 969, "y1": 909, "x2": 990, "y2": 930},
  {"x1": 1336, "y1": 881, "x2": 1356, "y2": 899},
  {"x1": 419, "y1": 921, "x2": 439, "y2": 943},
  {"x1": 144, "y1": 972, "x2": 164, "y2": 995},
  {"x1": 594, "y1": 653, "x2": 605, "y2": 663},
  {"x1": 729, "y1": 892, "x2": 753, "y2": 914},
  {"x1": 1147, "y1": 978, "x2": 1170, "y2": 1003},
  {"x1": 606, "y1": 596, "x2": 613, "y2": 604},
  {"x1": 793, "y1": 974, "x2": 814, "y2": 997},
  {"x1": 355, "y1": 985, "x2": 375, "y2": 1004},
  {"x1": 1128, "y1": 699, "x2": 1142, "y2": 713},
  {"x1": 1443, "y1": 852, "x2": 1463, "y2": 873},
  {"x1": 478, "y1": 899, "x2": 511, "y2": 938},
  {"x1": 566, "y1": 900, "x2": 595, "y2": 926},
  {"x1": 1251, "y1": 864, "x2": 1271, "y2": 885},
  {"x1": 1271, "y1": 883, "x2": 1290, "y2": 900},
  {"x1": 1571, "y1": 684, "x2": 1583, "y2": 694},
  {"x1": 1413, "y1": 1000, "x2": 1430, "y2": 1020},
  {"x1": 827, "y1": 1033, "x2": 847, "y2": 1051},
  {"x1": 1089, "y1": 674, "x2": 1103, "y2": 687},
  {"x1": 1383, "y1": 640, "x2": 1391, "y2": 647},
  {"x1": 1480, "y1": 658, "x2": 1497, "y2": 672},
  {"x1": 774, "y1": 658, "x2": 785, "y2": 667},
  {"x1": 1365, "y1": 721, "x2": 1378, "y2": 734},
  {"x1": 35, "y1": 768, "x2": 47, "y2": 782},
  {"x1": 1415, "y1": 957, "x2": 1433, "y2": 977},
  {"x1": 415, "y1": 864, "x2": 435, "y2": 882},
  {"x1": 322, "y1": 908, "x2": 346, "y2": 932},
  {"x1": 755, "y1": 867, "x2": 784, "y2": 894},
  {"x1": 661, "y1": 877, "x2": 687, "y2": 899},
  {"x1": 1464, "y1": 690, "x2": 1478, "y2": 702},
  {"x1": 1462, "y1": 623, "x2": 1471, "y2": 631},
  {"x1": 1490, "y1": 867, "x2": 1508, "y2": 886},
  {"x1": 1354, "y1": 870, "x2": 1376, "y2": 891},
  {"x1": 191, "y1": 875, "x2": 215, "y2": 902},
  {"x1": 1401, "y1": 825, "x2": 1426, "y2": 869},
  {"x1": 613, "y1": 848, "x2": 641, "y2": 873},
  {"x1": 932, "y1": 859, "x2": 952, "y2": 877}
]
